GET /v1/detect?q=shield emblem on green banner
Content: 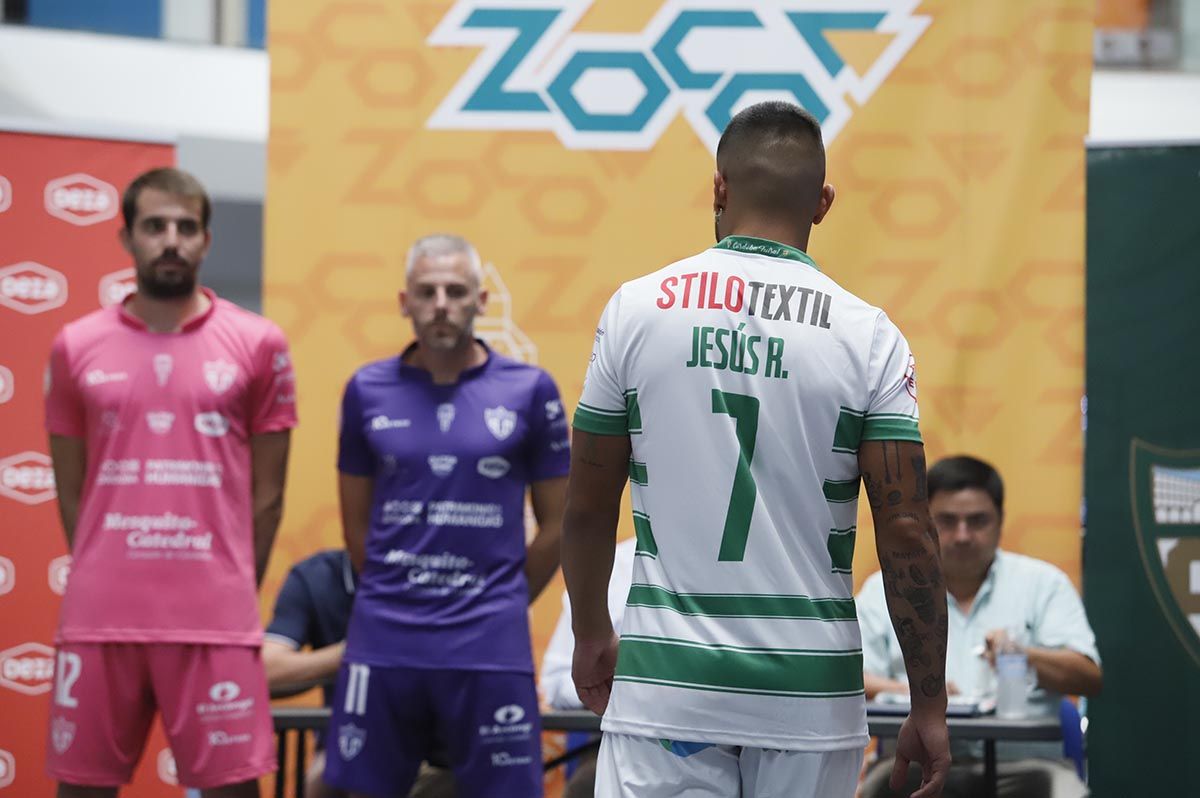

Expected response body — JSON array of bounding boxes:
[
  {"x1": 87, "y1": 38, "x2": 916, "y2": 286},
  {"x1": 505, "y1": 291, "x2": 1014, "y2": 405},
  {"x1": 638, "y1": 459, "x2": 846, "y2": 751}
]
[{"x1": 1130, "y1": 439, "x2": 1200, "y2": 667}]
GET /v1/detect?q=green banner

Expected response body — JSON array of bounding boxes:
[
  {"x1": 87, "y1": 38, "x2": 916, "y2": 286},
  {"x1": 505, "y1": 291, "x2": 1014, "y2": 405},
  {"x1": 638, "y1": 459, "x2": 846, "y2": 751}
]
[{"x1": 1085, "y1": 144, "x2": 1200, "y2": 796}]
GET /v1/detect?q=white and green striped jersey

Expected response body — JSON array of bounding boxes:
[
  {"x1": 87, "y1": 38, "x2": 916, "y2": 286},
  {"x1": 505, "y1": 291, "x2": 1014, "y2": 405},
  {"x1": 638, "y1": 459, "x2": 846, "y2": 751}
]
[{"x1": 574, "y1": 236, "x2": 921, "y2": 751}]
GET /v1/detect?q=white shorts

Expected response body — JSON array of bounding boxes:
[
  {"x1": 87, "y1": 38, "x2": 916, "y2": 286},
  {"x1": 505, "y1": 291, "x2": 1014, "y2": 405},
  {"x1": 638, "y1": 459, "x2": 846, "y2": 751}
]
[{"x1": 594, "y1": 732, "x2": 863, "y2": 798}]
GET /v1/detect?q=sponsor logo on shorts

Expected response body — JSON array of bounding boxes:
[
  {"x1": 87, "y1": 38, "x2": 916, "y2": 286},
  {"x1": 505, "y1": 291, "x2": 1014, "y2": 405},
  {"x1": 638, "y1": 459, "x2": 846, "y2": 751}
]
[
  {"x1": 0, "y1": 556, "x2": 13, "y2": 597},
  {"x1": 0, "y1": 641, "x2": 55, "y2": 695},
  {"x1": 153, "y1": 353, "x2": 174, "y2": 386},
  {"x1": 0, "y1": 748, "x2": 14, "y2": 788},
  {"x1": 0, "y1": 261, "x2": 68, "y2": 315},
  {"x1": 146, "y1": 411, "x2": 175, "y2": 434},
  {"x1": 0, "y1": 175, "x2": 11, "y2": 213},
  {"x1": 0, "y1": 452, "x2": 56, "y2": 505},
  {"x1": 48, "y1": 555, "x2": 70, "y2": 596},
  {"x1": 203, "y1": 359, "x2": 238, "y2": 395},
  {"x1": 208, "y1": 730, "x2": 252, "y2": 747},
  {"x1": 437, "y1": 402, "x2": 456, "y2": 433},
  {"x1": 428, "y1": 455, "x2": 457, "y2": 477},
  {"x1": 157, "y1": 749, "x2": 178, "y2": 785},
  {"x1": 44, "y1": 173, "x2": 118, "y2": 226},
  {"x1": 550, "y1": 439, "x2": 569, "y2": 452},
  {"x1": 0, "y1": 364, "x2": 14, "y2": 405},
  {"x1": 479, "y1": 702, "x2": 533, "y2": 741},
  {"x1": 196, "y1": 681, "x2": 254, "y2": 718},
  {"x1": 51, "y1": 716, "x2": 76, "y2": 754},
  {"x1": 491, "y1": 751, "x2": 533, "y2": 767},
  {"x1": 477, "y1": 456, "x2": 510, "y2": 479},
  {"x1": 484, "y1": 406, "x2": 517, "y2": 440},
  {"x1": 338, "y1": 723, "x2": 366, "y2": 761},
  {"x1": 98, "y1": 267, "x2": 137, "y2": 308},
  {"x1": 371, "y1": 415, "x2": 411, "y2": 431},
  {"x1": 194, "y1": 412, "x2": 230, "y2": 438}
]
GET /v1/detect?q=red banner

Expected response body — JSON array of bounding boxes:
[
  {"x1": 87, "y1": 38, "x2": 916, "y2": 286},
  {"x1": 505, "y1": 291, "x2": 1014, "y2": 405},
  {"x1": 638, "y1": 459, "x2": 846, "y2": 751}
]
[{"x1": 0, "y1": 128, "x2": 175, "y2": 798}]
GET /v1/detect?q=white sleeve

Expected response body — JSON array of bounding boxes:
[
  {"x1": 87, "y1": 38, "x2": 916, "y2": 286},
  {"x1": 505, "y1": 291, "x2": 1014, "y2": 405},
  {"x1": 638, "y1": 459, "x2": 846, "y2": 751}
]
[
  {"x1": 862, "y1": 312, "x2": 921, "y2": 443},
  {"x1": 573, "y1": 290, "x2": 629, "y2": 435}
]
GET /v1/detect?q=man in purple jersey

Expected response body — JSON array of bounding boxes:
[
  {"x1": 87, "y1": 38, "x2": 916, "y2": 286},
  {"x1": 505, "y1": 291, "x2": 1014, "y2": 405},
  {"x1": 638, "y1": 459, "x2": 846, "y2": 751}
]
[{"x1": 323, "y1": 234, "x2": 569, "y2": 798}]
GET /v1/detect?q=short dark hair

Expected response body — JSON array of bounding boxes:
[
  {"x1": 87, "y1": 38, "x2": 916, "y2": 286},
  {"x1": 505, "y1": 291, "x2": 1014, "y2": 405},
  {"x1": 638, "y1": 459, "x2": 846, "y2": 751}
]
[
  {"x1": 715, "y1": 101, "x2": 826, "y2": 220},
  {"x1": 122, "y1": 167, "x2": 211, "y2": 231},
  {"x1": 928, "y1": 455, "x2": 1004, "y2": 515}
]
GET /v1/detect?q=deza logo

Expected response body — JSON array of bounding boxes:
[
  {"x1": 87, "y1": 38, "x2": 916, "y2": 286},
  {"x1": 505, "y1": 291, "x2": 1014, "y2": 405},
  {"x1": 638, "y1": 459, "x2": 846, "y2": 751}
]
[
  {"x1": 98, "y1": 268, "x2": 137, "y2": 308},
  {"x1": 44, "y1": 173, "x2": 119, "y2": 226},
  {"x1": 0, "y1": 451, "x2": 56, "y2": 505},
  {"x1": 0, "y1": 641, "x2": 55, "y2": 695},
  {"x1": 0, "y1": 261, "x2": 68, "y2": 315},
  {"x1": 428, "y1": 0, "x2": 928, "y2": 151}
]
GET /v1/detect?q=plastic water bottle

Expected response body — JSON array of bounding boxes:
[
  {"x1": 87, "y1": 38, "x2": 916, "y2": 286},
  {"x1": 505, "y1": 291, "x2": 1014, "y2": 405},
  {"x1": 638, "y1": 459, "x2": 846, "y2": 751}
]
[{"x1": 994, "y1": 631, "x2": 1029, "y2": 719}]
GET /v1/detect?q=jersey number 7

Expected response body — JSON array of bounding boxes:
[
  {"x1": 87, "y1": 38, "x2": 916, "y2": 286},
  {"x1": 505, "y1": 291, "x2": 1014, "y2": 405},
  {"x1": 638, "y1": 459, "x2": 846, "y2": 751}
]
[{"x1": 711, "y1": 389, "x2": 760, "y2": 562}]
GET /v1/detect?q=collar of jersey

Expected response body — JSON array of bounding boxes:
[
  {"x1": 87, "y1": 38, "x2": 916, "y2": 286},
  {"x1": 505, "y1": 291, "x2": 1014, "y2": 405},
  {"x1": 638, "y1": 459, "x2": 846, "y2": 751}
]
[
  {"x1": 397, "y1": 338, "x2": 493, "y2": 383},
  {"x1": 116, "y1": 287, "x2": 218, "y2": 332},
  {"x1": 713, "y1": 236, "x2": 820, "y2": 271}
]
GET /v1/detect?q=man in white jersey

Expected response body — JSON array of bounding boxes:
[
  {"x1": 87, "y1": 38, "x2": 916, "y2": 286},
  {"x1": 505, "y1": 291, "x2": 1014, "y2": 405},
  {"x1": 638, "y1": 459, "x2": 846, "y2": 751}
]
[
  {"x1": 561, "y1": 101, "x2": 951, "y2": 798},
  {"x1": 44, "y1": 168, "x2": 296, "y2": 798}
]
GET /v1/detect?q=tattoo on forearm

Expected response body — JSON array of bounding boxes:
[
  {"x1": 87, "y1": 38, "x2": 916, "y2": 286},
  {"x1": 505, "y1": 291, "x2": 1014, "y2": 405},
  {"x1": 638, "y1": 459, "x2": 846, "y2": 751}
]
[
  {"x1": 920, "y1": 674, "x2": 944, "y2": 698},
  {"x1": 912, "y1": 453, "x2": 927, "y2": 502},
  {"x1": 863, "y1": 470, "x2": 883, "y2": 509},
  {"x1": 886, "y1": 490, "x2": 902, "y2": 506}
]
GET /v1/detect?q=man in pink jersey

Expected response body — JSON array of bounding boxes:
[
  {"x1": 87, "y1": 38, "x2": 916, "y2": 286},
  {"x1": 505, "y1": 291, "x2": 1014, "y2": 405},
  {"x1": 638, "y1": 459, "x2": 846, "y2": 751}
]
[{"x1": 43, "y1": 167, "x2": 297, "y2": 798}]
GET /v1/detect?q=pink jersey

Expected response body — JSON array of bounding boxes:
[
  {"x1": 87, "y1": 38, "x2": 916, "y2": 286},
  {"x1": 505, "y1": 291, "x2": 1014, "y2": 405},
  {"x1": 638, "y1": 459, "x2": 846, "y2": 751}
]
[{"x1": 45, "y1": 289, "x2": 297, "y2": 645}]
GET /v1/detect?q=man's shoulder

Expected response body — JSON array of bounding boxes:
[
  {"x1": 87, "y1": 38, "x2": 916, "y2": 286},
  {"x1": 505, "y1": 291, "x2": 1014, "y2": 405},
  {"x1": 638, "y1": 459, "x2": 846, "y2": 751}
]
[
  {"x1": 212, "y1": 297, "x2": 286, "y2": 340},
  {"x1": 996, "y1": 550, "x2": 1074, "y2": 588},
  {"x1": 484, "y1": 352, "x2": 559, "y2": 392},
  {"x1": 288, "y1": 549, "x2": 352, "y2": 594},
  {"x1": 58, "y1": 305, "x2": 120, "y2": 343},
  {"x1": 348, "y1": 355, "x2": 404, "y2": 387}
]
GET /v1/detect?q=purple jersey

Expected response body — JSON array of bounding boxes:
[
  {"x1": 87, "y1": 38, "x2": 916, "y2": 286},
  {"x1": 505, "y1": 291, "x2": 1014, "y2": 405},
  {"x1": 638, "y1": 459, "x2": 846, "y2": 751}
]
[{"x1": 338, "y1": 344, "x2": 569, "y2": 672}]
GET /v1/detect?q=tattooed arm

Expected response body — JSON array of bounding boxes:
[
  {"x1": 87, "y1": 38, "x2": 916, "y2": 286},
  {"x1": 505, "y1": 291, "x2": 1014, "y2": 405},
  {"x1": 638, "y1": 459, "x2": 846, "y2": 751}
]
[
  {"x1": 860, "y1": 439, "x2": 950, "y2": 797},
  {"x1": 561, "y1": 428, "x2": 631, "y2": 714}
]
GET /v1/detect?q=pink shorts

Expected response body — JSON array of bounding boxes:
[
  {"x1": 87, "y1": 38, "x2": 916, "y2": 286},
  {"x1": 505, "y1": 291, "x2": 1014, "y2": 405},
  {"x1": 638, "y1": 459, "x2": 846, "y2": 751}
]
[{"x1": 44, "y1": 643, "x2": 276, "y2": 789}]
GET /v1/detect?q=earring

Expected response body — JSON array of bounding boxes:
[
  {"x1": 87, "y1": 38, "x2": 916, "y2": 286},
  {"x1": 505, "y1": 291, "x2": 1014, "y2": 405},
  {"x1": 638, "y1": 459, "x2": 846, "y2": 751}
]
[{"x1": 714, "y1": 207, "x2": 724, "y2": 221}]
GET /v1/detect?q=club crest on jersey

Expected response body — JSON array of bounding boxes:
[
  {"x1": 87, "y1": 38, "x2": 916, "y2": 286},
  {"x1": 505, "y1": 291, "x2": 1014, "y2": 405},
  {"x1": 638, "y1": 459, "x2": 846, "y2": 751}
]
[
  {"x1": 484, "y1": 406, "x2": 517, "y2": 440},
  {"x1": 338, "y1": 723, "x2": 366, "y2": 761},
  {"x1": 51, "y1": 716, "x2": 75, "y2": 754},
  {"x1": 203, "y1": 359, "x2": 238, "y2": 395},
  {"x1": 437, "y1": 402, "x2": 456, "y2": 433},
  {"x1": 153, "y1": 353, "x2": 173, "y2": 387}
]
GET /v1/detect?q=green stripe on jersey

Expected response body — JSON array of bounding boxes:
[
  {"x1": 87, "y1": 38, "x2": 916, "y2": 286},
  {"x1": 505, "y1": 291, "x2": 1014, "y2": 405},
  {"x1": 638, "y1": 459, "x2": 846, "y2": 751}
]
[
  {"x1": 832, "y1": 407, "x2": 866, "y2": 454},
  {"x1": 615, "y1": 636, "x2": 863, "y2": 697},
  {"x1": 626, "y1": 585, "x2": 856, "y2": 621},
  {"x1": 629, "y1": 460, "x2": 649, "y2": 486},
  {"x1": 624, "y1": 389, "x2": 643, "y2": 434},
  {"x1": 861, "y1": 414, "x2": 922, "y2": 443},
  {"x1": 573, "y1": 402, "x2": 627, "y2": 436},
  {"x1": 827, "y1": 526, "x2": 856, "y2": 574},
  {"x1": 822, "y1": 478, "x2": 859, "y2": 503},
  {"x1": 632, "y1": 511, "x2": 658, "y2": 558}
]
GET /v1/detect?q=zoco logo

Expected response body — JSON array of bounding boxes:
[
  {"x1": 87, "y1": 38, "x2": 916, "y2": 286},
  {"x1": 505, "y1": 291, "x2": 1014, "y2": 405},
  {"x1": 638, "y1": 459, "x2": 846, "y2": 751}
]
[
  {"x1": 98, "y1": 268, "x2": 137, "y2": 308},
  {"x1": 0, "y1": 641, "x2": 55, "y2": 695},
  {"x1": 428, "y1": 1, "x2": 928, "y2": 151},
  {"x1": 0, "y1": 451, "x2": 56, "y2": 505},
  {"x1": 44, "y1": 173, "x2": 119, "y2": 226},
  {"x1": 0, "y1": 261, "x2": 68, "y2": 315}
]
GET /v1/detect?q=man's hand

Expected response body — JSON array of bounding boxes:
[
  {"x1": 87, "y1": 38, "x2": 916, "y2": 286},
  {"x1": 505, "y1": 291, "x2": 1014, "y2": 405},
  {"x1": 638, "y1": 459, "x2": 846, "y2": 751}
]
[
  {"x1": 982, "y1": 628, "x2": 1023, "y2": 668},
  {"x1": 892, "y1": 708, "x2": 951, "y2": 798},
  {"x1": 572, "y1": 632, "x2": 619, "y2": 715}
]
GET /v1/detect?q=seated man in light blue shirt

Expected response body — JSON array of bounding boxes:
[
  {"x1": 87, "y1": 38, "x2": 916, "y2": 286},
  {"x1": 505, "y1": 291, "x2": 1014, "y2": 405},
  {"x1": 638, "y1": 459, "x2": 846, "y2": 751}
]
[{"x1": 857, "y1": 455, "x2": 1102, "y2": 798}]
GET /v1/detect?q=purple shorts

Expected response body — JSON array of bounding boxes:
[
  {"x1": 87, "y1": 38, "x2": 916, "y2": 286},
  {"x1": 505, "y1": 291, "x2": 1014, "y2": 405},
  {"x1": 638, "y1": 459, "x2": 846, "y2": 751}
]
[{"x1": 323, "y1": 662, "x2": 543, "y2": 797}]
